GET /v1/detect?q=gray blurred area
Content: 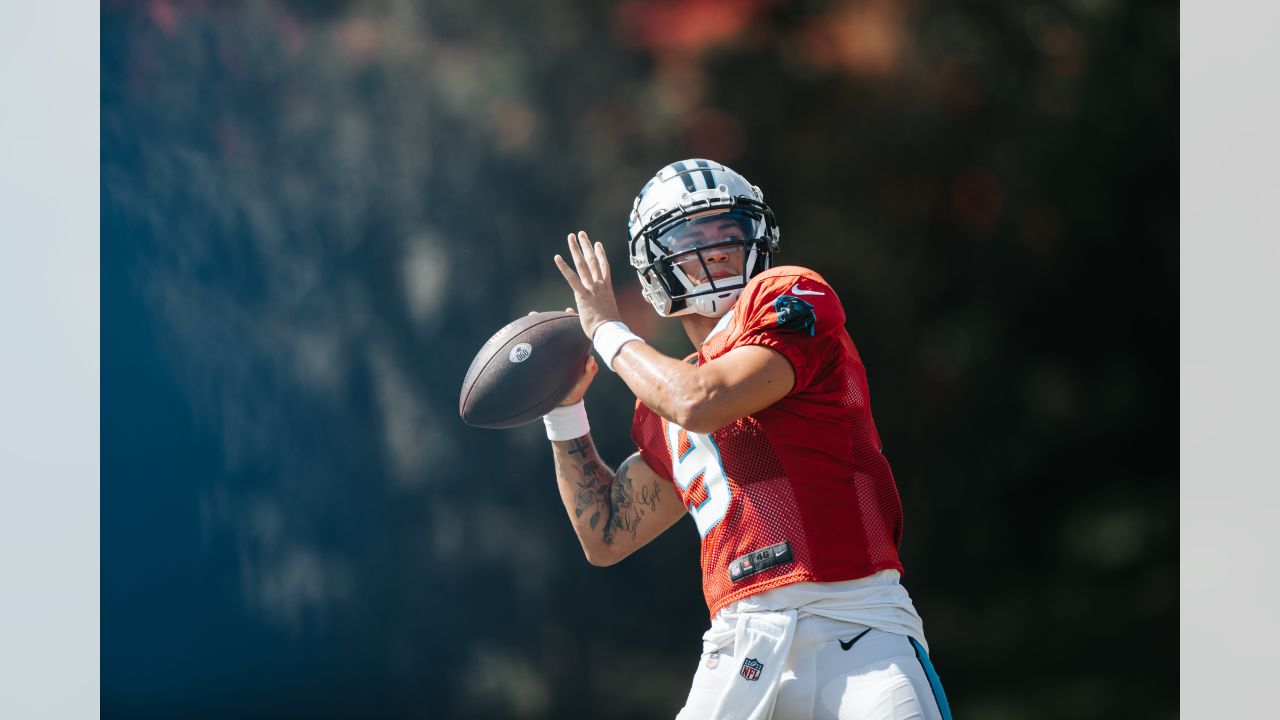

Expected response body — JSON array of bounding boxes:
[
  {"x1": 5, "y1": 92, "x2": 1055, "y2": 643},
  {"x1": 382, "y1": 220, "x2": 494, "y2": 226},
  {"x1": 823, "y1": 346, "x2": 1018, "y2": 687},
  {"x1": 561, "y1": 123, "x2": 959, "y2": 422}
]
[{"x1": 102, "y1": 1, "x2": 1177, "y2": 718}]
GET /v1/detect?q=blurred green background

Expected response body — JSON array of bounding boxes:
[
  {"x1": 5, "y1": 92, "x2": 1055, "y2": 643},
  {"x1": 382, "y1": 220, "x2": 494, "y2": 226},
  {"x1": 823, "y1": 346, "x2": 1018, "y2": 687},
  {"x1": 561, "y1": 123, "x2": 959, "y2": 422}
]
[{"x1": 102, "y1": 0, "x2": 1177, "y2": 717}]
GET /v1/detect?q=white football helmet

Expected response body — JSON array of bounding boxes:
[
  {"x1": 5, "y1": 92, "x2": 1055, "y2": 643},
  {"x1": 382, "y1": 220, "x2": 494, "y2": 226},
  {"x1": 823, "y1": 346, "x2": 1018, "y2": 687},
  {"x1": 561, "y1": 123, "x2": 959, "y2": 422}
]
[{"x1": 627, "y1": 159, "x2": 780, "y2": 318}]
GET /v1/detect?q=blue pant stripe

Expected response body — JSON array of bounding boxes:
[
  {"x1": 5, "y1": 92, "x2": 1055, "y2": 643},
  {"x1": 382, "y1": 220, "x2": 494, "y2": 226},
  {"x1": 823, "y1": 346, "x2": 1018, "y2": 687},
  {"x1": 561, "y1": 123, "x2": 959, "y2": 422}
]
[{"x1": 908, "y1": 637, "x2": 953, "y2": 720}]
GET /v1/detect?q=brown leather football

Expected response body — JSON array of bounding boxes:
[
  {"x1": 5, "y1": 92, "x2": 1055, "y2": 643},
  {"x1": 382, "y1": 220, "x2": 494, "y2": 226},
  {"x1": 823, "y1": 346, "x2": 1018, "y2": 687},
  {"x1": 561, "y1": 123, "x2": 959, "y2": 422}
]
[{"x1": 459, "y1": 311, "x2": 592, "y2": 429}]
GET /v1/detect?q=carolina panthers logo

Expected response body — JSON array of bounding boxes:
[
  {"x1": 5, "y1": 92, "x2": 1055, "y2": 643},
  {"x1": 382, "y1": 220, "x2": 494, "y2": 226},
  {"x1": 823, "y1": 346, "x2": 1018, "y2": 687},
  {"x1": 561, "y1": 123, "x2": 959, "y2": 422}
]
[{"x1": 774, "y1": 295, "x2": 816, "y2": 336}]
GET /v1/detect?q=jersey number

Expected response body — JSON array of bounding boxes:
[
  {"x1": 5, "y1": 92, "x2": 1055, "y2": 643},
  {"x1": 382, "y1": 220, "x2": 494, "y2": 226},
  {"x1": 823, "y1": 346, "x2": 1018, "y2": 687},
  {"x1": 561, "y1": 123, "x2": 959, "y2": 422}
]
[{"x1": 665, "y1": 422, "x2": 732, "y2": 537}]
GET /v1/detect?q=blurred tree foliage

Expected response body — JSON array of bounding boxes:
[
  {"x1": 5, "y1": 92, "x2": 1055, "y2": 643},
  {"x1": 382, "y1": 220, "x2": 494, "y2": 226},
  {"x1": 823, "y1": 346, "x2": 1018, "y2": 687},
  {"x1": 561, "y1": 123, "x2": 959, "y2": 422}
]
[{"x1": 102, "y1": 0, "x2": 1177, "y2": 718}]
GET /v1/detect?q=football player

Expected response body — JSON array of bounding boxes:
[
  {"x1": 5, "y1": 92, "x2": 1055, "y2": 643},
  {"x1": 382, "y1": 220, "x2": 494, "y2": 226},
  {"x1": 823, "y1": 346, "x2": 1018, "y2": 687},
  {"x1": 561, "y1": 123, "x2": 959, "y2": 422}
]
[{"x1": 545, "y1": 159, "x2": 951, "y2": 720}]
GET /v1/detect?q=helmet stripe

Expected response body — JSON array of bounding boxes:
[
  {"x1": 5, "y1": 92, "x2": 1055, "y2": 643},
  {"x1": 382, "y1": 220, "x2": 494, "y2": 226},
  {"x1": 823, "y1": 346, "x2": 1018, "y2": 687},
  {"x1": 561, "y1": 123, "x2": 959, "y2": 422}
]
[
  {"x1": 670, "y1": 161, "x2": 698, "y2": 192},
  {"x1": 693, "y1": 159, "x2": 716, "y2": 190}
]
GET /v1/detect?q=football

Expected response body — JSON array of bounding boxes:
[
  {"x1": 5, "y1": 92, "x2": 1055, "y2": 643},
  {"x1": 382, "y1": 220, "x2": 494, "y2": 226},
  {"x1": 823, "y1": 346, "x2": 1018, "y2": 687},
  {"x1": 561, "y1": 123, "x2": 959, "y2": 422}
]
[{"x1": 459, "y1": 311, "x2": 592, "y2": 428}]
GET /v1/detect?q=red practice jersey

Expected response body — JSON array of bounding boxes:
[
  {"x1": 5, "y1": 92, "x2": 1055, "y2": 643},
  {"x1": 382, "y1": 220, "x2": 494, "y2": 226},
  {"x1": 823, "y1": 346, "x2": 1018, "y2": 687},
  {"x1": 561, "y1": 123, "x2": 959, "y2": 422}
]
[{"x1": 632, "y1": 266, "x2": 905, "y2": 618}]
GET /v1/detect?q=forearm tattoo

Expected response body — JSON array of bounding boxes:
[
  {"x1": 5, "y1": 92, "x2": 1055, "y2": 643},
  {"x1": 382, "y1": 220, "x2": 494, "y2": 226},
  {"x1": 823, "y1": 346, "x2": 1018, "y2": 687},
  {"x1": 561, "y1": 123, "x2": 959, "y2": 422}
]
[
  {"x1": 575, "y1": 460, "x2": 607, "y2": 532},
  {"x1": 559, "y1": 438, "x2": 663, "y2": 547},
  {"x1": 605, "y1": 462, "x2": 659, "y2": 543}
]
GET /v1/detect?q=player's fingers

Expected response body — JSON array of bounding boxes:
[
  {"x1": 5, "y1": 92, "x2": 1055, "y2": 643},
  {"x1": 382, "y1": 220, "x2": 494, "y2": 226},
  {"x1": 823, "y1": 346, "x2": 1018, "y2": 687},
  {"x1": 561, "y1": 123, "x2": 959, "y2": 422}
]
[
  {"x1": 576, "y1": 231, "x2": 602, "y2": 285},
  {"x1": 565, "y1": 307, "x2": 576, "y2": 314},
  {"x1": 593, "y1": 241, "x2": 610, "y2": 281},
  {"x1": 576, "y1": 230, "x2": 599, "y2": 284},
  {"x1": 566, "y1": 234, "x2": 592, "y2": 285},
  {"x1": 553, "y1": 254, "x2": 586, "y2": 293}
]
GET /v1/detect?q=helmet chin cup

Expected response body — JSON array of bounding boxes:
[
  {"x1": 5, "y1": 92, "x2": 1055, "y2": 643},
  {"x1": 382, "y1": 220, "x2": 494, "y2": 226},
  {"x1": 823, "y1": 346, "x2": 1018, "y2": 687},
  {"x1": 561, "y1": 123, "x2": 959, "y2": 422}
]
[{"x1": 690, "y1": 289, "x2": 741, "y2": 318}]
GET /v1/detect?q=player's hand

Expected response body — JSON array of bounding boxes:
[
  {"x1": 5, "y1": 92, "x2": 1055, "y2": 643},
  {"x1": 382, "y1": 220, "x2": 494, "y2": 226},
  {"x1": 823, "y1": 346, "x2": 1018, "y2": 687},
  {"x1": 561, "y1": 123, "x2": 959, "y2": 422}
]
[
  {"x1": 554, "y1": 230, "x2": 623, "y2": 340},
  {"x1": 537, "y1": 307, "x2": 598, "y2": 405},
  {"x1": 559, "y1": 353, "x2": 599, "y2": 406}
]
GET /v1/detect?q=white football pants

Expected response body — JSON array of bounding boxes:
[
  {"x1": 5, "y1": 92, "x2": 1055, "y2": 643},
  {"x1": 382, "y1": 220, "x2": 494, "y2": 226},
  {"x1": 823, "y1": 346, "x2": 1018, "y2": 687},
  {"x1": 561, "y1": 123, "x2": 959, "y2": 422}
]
[{"x1": 675, "y1": 615, "x2": 951, "y2": 720}]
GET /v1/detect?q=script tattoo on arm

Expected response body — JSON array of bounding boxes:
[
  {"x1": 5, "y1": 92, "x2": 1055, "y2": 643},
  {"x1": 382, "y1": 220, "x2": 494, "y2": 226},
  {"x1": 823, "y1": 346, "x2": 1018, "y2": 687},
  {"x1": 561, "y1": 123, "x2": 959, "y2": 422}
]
[{"x1": 602, "y1": 460, "x2": 664, "y2": 545}]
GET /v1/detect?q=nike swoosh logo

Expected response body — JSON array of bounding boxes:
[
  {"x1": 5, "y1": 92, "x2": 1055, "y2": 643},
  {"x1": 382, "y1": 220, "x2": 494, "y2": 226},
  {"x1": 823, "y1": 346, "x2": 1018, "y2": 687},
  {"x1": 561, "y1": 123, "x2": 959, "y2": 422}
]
[
  {"x1": 839, "y1": 627, "x2": 873, "y2": 651},
  {"x1": 789, "y1": 283, "x2": 825, "y2": 296}
]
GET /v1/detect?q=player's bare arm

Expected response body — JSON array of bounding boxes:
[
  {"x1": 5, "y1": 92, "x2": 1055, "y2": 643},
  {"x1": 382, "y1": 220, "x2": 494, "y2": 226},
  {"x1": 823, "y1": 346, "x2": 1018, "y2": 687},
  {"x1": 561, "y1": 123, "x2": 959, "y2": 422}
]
[
  {"x1": 612, "y1": 343, "x2": 792, "y2": 433},
  {"x1": 549, "y1": 439, "x2": 686, "y2": 566},
  {"x1": 555, "y1": 230, "x2": 795, "y2": 433}
]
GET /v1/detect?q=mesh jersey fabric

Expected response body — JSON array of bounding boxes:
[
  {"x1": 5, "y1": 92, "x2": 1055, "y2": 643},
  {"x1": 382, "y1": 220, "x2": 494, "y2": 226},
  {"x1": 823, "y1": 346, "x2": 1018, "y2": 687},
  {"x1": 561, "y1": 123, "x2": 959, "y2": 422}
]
[{"x1": 632, "y1": 266, "x2": 905, "y2": 619}]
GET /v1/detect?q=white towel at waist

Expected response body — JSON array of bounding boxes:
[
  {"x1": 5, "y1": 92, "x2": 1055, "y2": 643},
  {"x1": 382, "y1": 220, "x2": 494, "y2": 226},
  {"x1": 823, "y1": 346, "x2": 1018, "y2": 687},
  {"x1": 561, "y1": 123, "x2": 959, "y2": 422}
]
[{"x1": 701, "y1": 570, "x2": 929, "y2": 654}]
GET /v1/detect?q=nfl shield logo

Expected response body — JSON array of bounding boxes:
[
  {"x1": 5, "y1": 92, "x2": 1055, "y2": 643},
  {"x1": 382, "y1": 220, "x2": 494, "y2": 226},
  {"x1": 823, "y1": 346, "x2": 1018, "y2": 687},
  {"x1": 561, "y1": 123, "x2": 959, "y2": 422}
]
[
  {"x1": 740, "y1": 657, "x2": 764, "y2": 681},
  {"x1": 706, "y1": 652, "x2": 720, "y2": 669}
]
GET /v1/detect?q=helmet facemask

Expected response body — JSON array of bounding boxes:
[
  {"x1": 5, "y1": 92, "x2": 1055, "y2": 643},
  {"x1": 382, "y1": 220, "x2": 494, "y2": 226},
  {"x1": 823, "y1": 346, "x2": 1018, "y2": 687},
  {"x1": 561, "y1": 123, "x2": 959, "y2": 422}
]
[{"x1": 635, "y1": 209, "x2": 768, "y2": 316}]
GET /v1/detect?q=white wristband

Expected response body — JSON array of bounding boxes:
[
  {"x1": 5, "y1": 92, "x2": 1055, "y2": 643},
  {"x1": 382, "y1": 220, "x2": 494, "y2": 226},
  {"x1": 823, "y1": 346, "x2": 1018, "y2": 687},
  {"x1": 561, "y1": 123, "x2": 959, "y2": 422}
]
[
  {"x1": 592, "y1": 321, "x2": 645, "y2": 372},
  {"x1": 543, "y1": 400, "x2": 590, "y2": 441}
]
